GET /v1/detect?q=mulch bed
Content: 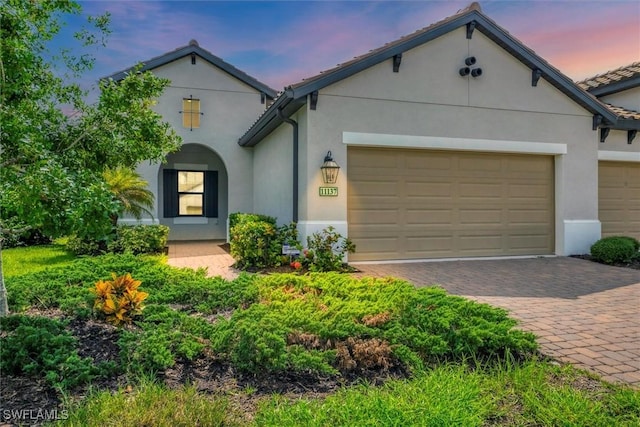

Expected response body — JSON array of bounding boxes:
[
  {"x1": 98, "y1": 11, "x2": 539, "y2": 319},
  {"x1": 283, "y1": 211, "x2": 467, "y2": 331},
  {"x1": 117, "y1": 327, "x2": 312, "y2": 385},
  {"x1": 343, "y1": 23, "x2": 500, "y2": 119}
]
[{"x1": 571, "y1": 254, "x2": 640, "y2": 270}]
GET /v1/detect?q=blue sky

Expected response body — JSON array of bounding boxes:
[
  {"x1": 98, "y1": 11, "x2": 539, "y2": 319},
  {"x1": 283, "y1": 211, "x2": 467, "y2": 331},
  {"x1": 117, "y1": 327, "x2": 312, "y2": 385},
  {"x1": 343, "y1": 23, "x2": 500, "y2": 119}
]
[{"x1": 60, "y1": 1, "x2": 639, "y2": 94}]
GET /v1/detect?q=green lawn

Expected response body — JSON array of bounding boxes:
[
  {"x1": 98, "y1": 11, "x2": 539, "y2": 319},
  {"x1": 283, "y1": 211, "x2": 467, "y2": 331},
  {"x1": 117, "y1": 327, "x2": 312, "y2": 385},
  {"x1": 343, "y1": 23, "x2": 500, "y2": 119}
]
[{"x1": 2, "y1": 243, "x2": 76, "y2": 278}]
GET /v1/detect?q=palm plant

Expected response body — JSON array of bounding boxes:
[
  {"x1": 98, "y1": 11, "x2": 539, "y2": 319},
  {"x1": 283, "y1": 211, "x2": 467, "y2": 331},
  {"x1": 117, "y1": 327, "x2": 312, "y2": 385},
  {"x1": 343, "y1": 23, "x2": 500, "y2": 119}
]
[{"x1": 103, "y1": 166, "x2": 154, "y2": 227}]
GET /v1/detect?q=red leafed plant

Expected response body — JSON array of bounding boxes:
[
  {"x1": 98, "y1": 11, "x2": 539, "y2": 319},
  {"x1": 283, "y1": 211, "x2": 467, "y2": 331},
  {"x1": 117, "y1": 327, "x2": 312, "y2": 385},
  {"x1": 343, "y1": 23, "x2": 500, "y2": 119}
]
[{"x1": 92, "y1": 273, "x2": 148, "y2": 326}]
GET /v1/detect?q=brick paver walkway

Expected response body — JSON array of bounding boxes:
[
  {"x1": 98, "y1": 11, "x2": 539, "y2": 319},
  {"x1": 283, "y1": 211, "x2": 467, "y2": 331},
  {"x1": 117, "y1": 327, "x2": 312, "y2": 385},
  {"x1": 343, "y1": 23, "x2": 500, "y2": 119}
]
[
  {"x1": 353, "y1": 257, "x2": 640, "y2": 387},
  {"x1": 167, "y1": 242, "x2": 640, "y2": 388},
  {"x1": 166, "y1": 240, "x2": 239, "y2": 281}
]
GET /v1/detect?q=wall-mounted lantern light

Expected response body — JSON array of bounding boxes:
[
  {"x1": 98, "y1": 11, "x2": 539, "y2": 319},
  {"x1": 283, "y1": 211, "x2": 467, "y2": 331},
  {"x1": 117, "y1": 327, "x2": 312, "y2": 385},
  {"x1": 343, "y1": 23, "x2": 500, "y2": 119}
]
[{"x1": 320, "y1": 151, "x2": 340, "y2": 184}]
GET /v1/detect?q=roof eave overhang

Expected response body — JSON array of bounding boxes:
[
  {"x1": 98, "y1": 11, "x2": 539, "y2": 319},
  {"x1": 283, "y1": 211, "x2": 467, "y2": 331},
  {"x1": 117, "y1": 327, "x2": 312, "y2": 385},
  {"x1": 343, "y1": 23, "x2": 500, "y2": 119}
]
[
  {"x1": 587, "y1": 76, "x2": 640, "y2": 97},
  {"x1": 472, "y1": 18, "x2": 618, "y2": 125},
  {"x1": 102, "y1": 45, "x2": 277, "y2": 99},
  {"x1": 611, "y1": 119, "x2": 640, "y2": 131},
  {"x1": 238, "y1": 93, "x2": 307, "y2": 147},
  {"x1": 239, "y1": 9, "x2": 620, "y2": 147}
]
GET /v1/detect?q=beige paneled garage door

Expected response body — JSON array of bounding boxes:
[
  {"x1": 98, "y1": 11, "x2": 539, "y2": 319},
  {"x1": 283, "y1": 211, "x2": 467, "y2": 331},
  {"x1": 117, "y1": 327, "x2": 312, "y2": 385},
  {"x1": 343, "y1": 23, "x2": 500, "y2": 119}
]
[
  {"x1": 599, "y1": 161, "x2": 640, "y2": 239},
  {"x1": 347, "y1": 148, "x2": 555, "y2": 261}
]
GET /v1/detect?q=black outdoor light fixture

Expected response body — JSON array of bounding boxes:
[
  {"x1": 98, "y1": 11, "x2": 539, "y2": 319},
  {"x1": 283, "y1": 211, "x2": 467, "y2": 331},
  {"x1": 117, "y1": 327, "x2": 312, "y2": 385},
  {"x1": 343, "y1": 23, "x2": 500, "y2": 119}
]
[
  {"x1": 459, "y1": 56, "x2": 482, "y2": 78},
  {"x1": 321, "y1": 151, "x2": 340, "y2": 184}
]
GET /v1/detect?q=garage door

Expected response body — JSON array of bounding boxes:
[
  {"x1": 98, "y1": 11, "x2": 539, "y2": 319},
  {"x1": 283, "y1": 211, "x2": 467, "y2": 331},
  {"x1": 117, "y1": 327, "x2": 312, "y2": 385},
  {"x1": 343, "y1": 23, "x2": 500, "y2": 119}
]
[
  {"x1": 347, "y1": 148, "x2": 555, "y2": 261},
  {"x1": 599, "y1": 161, "x2": 640, "y2": 239}
]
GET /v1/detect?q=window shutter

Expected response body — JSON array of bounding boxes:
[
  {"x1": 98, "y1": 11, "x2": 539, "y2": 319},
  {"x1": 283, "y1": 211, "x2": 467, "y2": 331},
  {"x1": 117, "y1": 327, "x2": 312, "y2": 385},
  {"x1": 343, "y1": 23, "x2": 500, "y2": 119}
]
[
  {"x1": 204, "y1": 171, "x2": 218, "y2": 218},
  {"x1": 163, "y1": 169, "x2": 178, "y2": 218}
]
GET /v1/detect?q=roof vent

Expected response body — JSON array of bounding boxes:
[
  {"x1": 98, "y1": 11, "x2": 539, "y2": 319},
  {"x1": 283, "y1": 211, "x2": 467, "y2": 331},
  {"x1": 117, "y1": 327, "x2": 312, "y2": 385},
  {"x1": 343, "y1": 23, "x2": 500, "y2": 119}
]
[{"x1": 189, "y1": 39, "x2": 199, "y2": 47}]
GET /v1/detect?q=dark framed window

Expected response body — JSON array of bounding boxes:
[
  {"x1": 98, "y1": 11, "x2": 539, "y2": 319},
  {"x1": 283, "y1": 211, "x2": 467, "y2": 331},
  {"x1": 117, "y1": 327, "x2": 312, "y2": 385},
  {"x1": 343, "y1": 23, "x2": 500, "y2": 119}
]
[{"x1": 163, "y1": 169, "x2": 217, "y2": 218}]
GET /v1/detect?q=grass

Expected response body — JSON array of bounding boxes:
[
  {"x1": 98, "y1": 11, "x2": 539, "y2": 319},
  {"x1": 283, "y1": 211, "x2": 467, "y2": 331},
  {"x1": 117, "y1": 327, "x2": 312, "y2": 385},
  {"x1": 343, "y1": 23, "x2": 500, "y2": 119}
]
[
  {"x1": 255, "y1": 360, "x2": 640, "y2": 426},
  {"x1": 57, "y1": 380, "x2": 243, "y2": 427},
  {"x1": 56, "y1": 360, "x2": 640, "y2": 426},
  {"x1": 2, "y1": 243, "x2": 75, "y2": 278}
]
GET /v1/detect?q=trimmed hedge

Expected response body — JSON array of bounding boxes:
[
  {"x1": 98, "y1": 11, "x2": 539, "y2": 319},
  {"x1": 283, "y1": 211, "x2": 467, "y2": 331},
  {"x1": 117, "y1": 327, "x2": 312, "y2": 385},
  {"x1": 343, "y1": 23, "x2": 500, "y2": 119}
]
[{"x1": 590, "y1": 236, "x2": 639, "y2": 265}]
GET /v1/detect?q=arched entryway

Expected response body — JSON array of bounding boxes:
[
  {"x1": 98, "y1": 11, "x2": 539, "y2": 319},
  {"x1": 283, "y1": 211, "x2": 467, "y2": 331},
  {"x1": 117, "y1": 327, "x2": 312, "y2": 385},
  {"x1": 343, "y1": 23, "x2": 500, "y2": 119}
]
[{"x1": 158, "y1": 144, "x2": 229, "y2": 240}]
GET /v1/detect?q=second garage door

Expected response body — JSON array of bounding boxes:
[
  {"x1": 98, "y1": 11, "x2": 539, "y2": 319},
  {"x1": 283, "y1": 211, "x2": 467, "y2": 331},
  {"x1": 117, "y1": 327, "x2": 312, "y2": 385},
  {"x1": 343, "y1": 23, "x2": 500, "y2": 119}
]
[
  {"x1": 347, "y1": 148, "x2": 555, "y2": 261},
  {"x1": 599, "y1": 161, "x2": 640, "y2": 239}
]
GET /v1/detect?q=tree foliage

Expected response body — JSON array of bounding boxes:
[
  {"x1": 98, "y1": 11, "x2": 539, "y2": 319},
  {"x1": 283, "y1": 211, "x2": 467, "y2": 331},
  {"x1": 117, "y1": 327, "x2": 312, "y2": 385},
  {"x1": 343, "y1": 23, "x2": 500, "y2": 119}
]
[
  {"x1": 0, "y1": 0, "x2": 181, "y2": 239},
  {"x1": 0, "y1": 0, "x2": 182, "y2": 315}
]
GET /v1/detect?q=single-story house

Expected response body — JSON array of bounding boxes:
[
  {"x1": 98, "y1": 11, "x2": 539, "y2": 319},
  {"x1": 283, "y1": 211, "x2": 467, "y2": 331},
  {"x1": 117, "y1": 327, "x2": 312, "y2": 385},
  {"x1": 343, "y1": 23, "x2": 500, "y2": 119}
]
[{"x1": 109, "y1": 2, "x2": 639, "y2": 262}]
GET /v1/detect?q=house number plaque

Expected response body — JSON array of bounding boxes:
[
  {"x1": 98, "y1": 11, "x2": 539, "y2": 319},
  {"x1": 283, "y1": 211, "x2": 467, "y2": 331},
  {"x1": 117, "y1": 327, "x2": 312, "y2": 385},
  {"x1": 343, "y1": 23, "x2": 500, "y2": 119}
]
[{"x1": 319, "y1": 187, "x2": 338, "y2": 197}]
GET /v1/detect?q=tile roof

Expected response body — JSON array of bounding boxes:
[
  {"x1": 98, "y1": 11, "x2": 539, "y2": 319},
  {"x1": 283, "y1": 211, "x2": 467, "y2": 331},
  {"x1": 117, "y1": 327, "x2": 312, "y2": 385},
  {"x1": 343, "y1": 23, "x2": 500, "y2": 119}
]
[
  {"x1": 289, "y1": 2, "x2": 483, "y2": 91},
  {"x1": 239, "y1": 2, "x2": 622, "y2": 146},
  {"x1": 606, "y1": 103, "x2": 640, "y2": 121},
  {"x1": 103, "y1": 40, "x2": 277, "y2": 99},
  {"x1": 577, "y1": 62, "x2": 640, "y2": 90}
]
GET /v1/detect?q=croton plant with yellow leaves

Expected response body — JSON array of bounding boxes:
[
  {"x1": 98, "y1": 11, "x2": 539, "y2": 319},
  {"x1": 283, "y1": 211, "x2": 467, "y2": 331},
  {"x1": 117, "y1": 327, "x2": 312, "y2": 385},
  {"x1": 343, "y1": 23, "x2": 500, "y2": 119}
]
[{"x1": 92, "y1": 273, "x2": 149, "y2": 326}]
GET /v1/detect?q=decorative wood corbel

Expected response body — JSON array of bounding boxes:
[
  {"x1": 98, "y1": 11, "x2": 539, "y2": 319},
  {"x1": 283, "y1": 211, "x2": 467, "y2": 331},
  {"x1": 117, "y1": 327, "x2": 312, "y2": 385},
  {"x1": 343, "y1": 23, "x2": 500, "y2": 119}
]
[
  {"x1": 532, "y1": 69, "x2": 542, "y2": 87},
  {"x1": 466, "y1": 21, "x2": 476, "y2": 39},
  {"x1": 393, "y1": 53, "x2": 402, "y2": 72}
]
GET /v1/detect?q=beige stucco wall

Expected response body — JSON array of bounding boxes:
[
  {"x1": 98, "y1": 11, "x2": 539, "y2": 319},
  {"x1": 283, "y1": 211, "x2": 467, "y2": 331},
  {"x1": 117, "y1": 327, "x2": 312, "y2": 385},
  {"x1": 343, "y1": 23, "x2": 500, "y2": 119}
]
[
  {"x1": 289, "y1": 27, "x2": 601, "y2": 255},
  {"x1": 129, "y1": 55, "x2": 267, "y2": 240},
  {"x1": 600, "y1": 86, "x2": 640, "y2": 112},
  {"x1": 252, "y1": 114, "x2": 297, "y2": 223},
  {"x1": 598, "y1": 86, "x2": 640, "y2": 153}
]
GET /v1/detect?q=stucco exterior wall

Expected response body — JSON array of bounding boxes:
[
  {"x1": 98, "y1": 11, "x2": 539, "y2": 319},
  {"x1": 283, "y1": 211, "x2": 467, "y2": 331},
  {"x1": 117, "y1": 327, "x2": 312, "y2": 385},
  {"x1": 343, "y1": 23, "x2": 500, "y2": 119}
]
[
  {"x1": 129, "y1": 55, "x2": 267, "y2": 239},
  {"x1": 598, "y1": 86, "x2": 640, "y2": 154},
  {"x1": 600, "y1": 86, "x2": 640, "y2": 112},
  {"x1": 253, "y1": 116, "x2": 296, "y2": 223},
  {"x1": 295, "y1": 27, "x2": 600, "y2": 255}
]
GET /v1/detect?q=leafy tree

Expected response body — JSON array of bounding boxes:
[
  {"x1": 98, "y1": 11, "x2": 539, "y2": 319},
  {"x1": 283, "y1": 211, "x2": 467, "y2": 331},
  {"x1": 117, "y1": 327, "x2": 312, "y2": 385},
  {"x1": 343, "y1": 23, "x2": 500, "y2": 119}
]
[
  {"x1": 0, "y1": 0, "x2": 182, "y2": 315},
  {"x1": 103, "y1": 166, "x2": 155, "y2": 227}
]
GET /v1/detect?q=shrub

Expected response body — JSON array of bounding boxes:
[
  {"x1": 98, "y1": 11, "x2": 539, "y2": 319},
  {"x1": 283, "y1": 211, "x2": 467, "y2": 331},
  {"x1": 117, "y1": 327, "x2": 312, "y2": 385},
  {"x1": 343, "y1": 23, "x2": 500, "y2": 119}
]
[
  {"x1": 66, "y1": 234, "x2": 106, "y2": 256},
  {"x1": 230, "y1": 212, "x2": 299, "y2": 269},
  {"x1": 301, "y1": 226, "x2": 356, "y2": 272},
  {"x1": 108, "y1": 225, "x2": 169, "y2": 255},
  {"x1": 590, "y1": 236, "x2": 639, "y2": 264},
  {"x1": 211, "y1": 273, "x2": 537, "y2": 375},
  {"x1": 229, "y1": 212, "x2": 276, "y2": 230},
  {"x1": 0, "y1": 217, "x2": 52, "y2": 248},
  {"x1": 0, "y1": 315, "x2": 116, "y2": 390},
  {"x1": 118, "y1": 304, "x2": 218, "y2": 372},
  {"x1": 67, "y1": 225, "x2": 169, "y2": 256},
  {"x1": 92, "y1": 273, "x2": 149, "y2": 326}
]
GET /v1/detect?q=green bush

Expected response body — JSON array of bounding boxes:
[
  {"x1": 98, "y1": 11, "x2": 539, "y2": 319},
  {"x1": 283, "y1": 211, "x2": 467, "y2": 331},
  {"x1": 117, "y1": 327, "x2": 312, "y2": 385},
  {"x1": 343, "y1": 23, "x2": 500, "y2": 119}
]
[
  {"x1": 229, "y1": 211, "x2": 276, "y2": 230},
  {"x1": 590, "y1": 236, "x2": 639, "y2": 264},
  {"x1": 66, "y1": 234, "x2": 105, "y2": 256},
  {"x1": 108, "y1": 225, "x2": 169, "y2": 255},
  {"x1": 0, "y1": 217, "x2": 52, "y2": 248},
  {"x1": 0, "y1": 315, "x2": 116, "y2": 390},
  {"x1": 119, "y1": 304, "x2": 218, "y2": 372},
  {"x1": 301, "y1": 226, "x2": 356, "y2": 272},
  {"x1": 230, "y1": 213, "x2": 298, "y2": 269},
  {"x1": 211, "y1": 273, "x2": 537, "y2": 375},
  {"x1": 67, "y1": 225, "x2": 169, "y2": 256}
]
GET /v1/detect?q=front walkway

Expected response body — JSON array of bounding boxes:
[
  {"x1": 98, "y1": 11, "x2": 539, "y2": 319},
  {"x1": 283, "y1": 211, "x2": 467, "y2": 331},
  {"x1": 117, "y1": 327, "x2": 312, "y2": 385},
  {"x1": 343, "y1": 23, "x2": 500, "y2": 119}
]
[
  {"x1": 167, "y1": 241, "x2": 640, "y2": 388},
  {"x1": 166, "y1": 240, "x2": 238, "y2": 281}
]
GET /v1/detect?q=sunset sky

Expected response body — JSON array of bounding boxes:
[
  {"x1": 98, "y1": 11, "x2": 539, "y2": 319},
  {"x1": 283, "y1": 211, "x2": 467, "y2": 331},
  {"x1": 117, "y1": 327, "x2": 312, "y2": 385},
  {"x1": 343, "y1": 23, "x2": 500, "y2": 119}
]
[{"x1": 60, "y1": 0, "x2": 639, "y2": 93}]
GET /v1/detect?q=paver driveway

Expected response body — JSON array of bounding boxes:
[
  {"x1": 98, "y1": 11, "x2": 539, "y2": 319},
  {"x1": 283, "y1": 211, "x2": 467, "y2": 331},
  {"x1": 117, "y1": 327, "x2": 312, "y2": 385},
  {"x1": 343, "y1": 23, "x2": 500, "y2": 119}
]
[
  {"x1": 352, "y1": 256, "x2": 640, "y2": 387},
  {"x1": 167, "y1": 241, "x2": 640, "y2": 388}
]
